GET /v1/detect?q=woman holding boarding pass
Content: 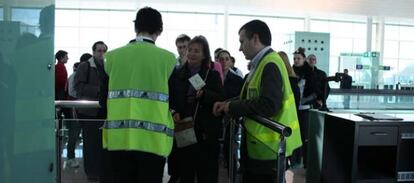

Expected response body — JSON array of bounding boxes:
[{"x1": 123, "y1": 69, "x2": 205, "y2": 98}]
[{"x1": 168, "y1": 35, "x2": 224, "y2": 183}]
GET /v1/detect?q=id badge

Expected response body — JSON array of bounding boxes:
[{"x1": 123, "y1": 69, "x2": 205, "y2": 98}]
[{"x1": 188, "y1": 73, "x2": 206, "y2": 90}]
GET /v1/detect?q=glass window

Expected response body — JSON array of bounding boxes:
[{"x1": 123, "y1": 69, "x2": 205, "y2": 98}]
[
  {"x1": 55, "y1": 27, "x2": 80, "y2": 48},
  {"x1": 384, "y1": 40, "x2": 399, "y2": 58},
  {"x1": 79, "y1": 10, "x2": 110, "y2": 27},
  {"x1": 0, "y1": 8, "x2": 3, "y2": 20},
  {"x1": 399, "y1": 41, "x2": 414, "y2": 59},
  {"x1": 382, "y1": 58, "x2": 399, "y2": 84},
  {"x1": 330, "y1": 37, "x2": 353, "y2": 55},
  {"x1": 55, "y1": 9, "x2": 80, "y2": 27},
  {"x1": 11, "y1": 8, "x2": 41, "y2": 26},
  {"x1": 311, "y1": 20, "x2": 366, "y2": 38},
  {"x1": 398, "y1": 59, "x2": 414, "y2": 84},
  {"x1": 384, "y1": 25, "x2": 400, "y2": 40},
  {"x1": 159, "y1": 12, "x2": 224, "y2": 57},
  {"x1": 399, "y1": 26, "x2": 414, "y2": 41}
]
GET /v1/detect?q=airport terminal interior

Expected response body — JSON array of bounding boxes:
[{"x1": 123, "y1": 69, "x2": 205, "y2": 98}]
[{"x1": 1, "y1": 0, "x2": 414, "y2": 182}]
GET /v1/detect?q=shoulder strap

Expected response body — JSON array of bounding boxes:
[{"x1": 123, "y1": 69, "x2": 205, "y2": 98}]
[{"x1": 193, "y1": 68, "x2": 211, "y2": 121}]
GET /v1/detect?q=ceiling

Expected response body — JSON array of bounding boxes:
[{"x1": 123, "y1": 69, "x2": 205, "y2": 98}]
[{"x1": 4, "y1": 0, "x2": 414, "y2": 22}]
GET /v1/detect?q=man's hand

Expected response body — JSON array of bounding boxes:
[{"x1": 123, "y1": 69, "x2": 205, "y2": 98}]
[
  {"x1": 213, "y1": 101, "x2": 230, "y2": 116},
  {"x1": 173, "y1": 113, "x2": 181, "y2": 123}
]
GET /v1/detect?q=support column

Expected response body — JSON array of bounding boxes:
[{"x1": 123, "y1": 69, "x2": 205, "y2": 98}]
[
  {"x1": 366, "y1": 17, "x2": 373, "y2": 52},
  {"x1": 304, "y1": 16, "x2": 311, "y2": 32}
]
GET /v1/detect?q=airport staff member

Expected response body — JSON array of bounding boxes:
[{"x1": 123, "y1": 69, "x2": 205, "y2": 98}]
[
  {"x1": 213, "y1": 20, "x2": 302, "y2": 183},
  {"x1": 103, "y1": 7, "x2": 176, "y2": 183}
]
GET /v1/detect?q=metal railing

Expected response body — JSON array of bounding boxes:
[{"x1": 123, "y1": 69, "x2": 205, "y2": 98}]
[
  {"x1": 54, "y1": 100, "x2": 100, "y2": 183},
  {"x1": 227, "y1": 115, "x2": 292, "y2": 183}
]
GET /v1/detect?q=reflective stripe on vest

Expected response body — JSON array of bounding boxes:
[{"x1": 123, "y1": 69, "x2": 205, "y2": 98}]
[
  {"x1": 104, "y1": 120, "x2": 174, "y2": 137},
  {"x1": 108, "y1": 89, "x2": 168, "y2": 102}
]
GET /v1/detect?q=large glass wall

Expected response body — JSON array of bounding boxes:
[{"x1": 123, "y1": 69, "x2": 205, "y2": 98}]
[
  {"x1": 310, "y1": 19, "x2": 367, "y2": 76},
  {"x1": 55, "y1": 9, "x2": 225, "y2": 75},
  {"x1": 53, "y1": 6, "x2": 414, "y2": 85},
  {"x1": 0, "y1": 3, "x2": 56, "y2": 183},
  {"x1": 0, "y1": 8, "x2": 3, "y2": 20},
  {"x1": 383, "y1": 24, "x2": 414, "y2": 85}
]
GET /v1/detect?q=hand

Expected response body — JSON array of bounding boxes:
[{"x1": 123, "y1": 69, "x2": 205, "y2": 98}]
[
  {"x1": 213, "y1": 102, "x2": 225, "y2": 116},
  {"x1": 213, "y1": 101, "x2": 230, "y2": 116},
  {"x1": 173, "y1": 113, "x2": 181, "y2": 123},
  {"x1": 316, "y1": 100, "x2": 323, "y2": 107},
  {"x1": 196, "y1": 90, "x2": 204, "y2": 99}
]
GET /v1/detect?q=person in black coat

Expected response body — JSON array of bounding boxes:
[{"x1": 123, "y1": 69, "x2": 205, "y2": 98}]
[
  {"x1": 291, "y1": 47, "x2": 320, "y2": 168},
  {"x1": 168, "y1": 36, "x2": 224, "y2": 183},
  {"x1": 216, "y1": 49, "x2": 244, "y2": 180},
  {"x1": 307, "y1": 54, "x2": 330, "y2": 110}
]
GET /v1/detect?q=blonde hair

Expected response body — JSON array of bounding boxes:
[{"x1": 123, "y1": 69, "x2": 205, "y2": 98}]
[{"x1": 278, "y1": 51, "x2": 297, "y2": 78}]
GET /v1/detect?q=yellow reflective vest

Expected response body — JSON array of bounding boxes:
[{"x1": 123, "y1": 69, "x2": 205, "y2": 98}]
[
  {"x1": 243, "y1": 51, "x2": 302, "y2": 160},
  {"x1": 103, "y1": 41, "x2": 176, "y2": 157}
]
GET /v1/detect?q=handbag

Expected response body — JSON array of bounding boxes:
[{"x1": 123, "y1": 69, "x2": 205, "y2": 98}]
[{"x1": 174, "y1": 68, "x2": 210, "y2": 148}]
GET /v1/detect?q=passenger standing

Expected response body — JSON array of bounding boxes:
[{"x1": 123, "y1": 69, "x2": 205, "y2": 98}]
[
  {"x1": 217, "y1": 49, "x2": 244, "y2": 180},
  {"x1": 169, "y1": 36, "x2": 224, "y2": 183},
  {"x1": 292, "y1": 47, "x2": 319, "y2": 168},
  {"x1": 307, "y1": 54, "x2": 329, "y2": 110},
  {"x1": 65, "y1": 53, "x2": 92, "y2": 169},
  {"x1": 278, "y1": 51, "x2": 300, "y2": 109},
  {"x1": 103, "y1": 7, "x2": 176, "y2": 183},
  {"x1": 168, "y1": 33, "x2": 191, "y2": 183},
  {"x1": 340, "y1": 69, "x2": 353, "y2": 89},
  {"x1": 74, "y1": 41, "x2": 108, "y2": 181},
  {"x1": 175, "y1": 34, "x2": 191, "y2": 67},
  {"x1": 55, "y1": 50, "x2": 68, "y2": 101},
  {"x1": 213, "y1": 20, "x2": 302, "y2": 183}
]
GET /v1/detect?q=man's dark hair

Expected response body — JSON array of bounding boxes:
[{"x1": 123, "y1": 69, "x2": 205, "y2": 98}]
[
  {"x1": 231, "y1": 56, "x2": 235, "y2": 64},
  {"x1": 214, "y1": 48, "x2": 223, "y2": 59},
  {"x1": 188, "y1": 36, "x2": 212, "y2": 69},
  {"x1": 80, "y1": 53, "x2": 92, "y2": 62},
  {"x1": 73, "y1": 62, "x2": 80, "y2": 71},
  {"x1": 134, "y1": 7, "x2": 163, "y2": 34},
  {"x1": 92, "y1": 41, "x2": 107, "y2": 52},
  {"x1": 239, "y1": 20, "x2": 272, "y2": 46},
  {"x1": 55, "y1": 50, "x2": 67, "y2": 61},
  {"x1": 175, "y1": 34, "x2": 191, "y2": 45}
]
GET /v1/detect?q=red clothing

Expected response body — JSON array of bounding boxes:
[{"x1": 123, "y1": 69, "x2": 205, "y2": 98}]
[{"x1": 55, "y1": 62, "x2": 68, "y2": 100}]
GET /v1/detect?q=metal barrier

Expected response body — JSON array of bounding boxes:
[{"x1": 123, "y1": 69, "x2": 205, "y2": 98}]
[
  {"x1": 228, "y1": 115, "x2": 291, "y2": 183},
  {"x1": 55, "y1": 100, "x2": 291, "y2": 183},
  {"x1": 54, "y1": 100, "x2": 100, "y2": 183}
]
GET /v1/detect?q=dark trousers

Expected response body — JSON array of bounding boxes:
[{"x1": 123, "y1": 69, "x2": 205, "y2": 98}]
[
  {"x1": 78, "y1": 113, "x2": 103, "y2": 179},
  {"x1": 66, "y1": 112, "x2": 81, "y2": 159},
  {"x1": 179, "y1": 139, "x2": 220, "y2": 183},
  {"x1": 106, "y1": 150, "x2": 166, "y2": 183},
  {"x1": 167, "y1": 142, "x2": 180, "y2": 183},
  {"x1": 242, "y1": 171, "x2": 278, "y2": 183},
  {"x1": 292, "y1": 109, "x2": 309, "y2": 167}
]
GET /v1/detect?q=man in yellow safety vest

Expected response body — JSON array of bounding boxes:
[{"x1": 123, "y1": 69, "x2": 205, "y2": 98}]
[
  {"x1": 103, "y1": 7, "x2": 176, "y2": 183},
  {"x1": 213, "y1": 20, "x2": 302, "y2": 183}
]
